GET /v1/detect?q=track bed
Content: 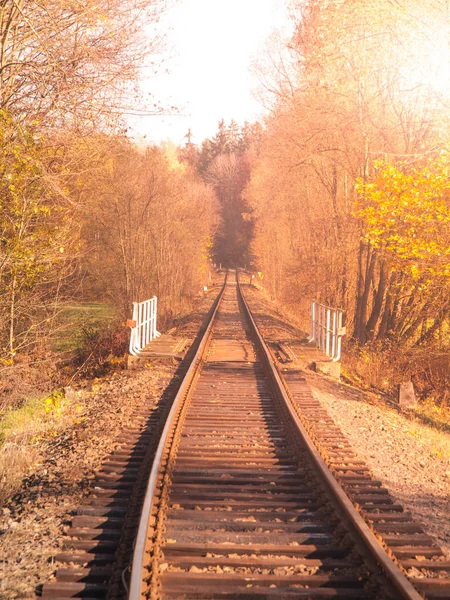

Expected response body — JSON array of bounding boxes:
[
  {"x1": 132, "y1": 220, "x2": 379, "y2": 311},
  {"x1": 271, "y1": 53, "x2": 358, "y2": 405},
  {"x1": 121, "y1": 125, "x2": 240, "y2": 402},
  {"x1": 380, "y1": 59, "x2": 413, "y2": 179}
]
[{"x1": 41, "y1": 272, "x2": 450, "y2": 600}]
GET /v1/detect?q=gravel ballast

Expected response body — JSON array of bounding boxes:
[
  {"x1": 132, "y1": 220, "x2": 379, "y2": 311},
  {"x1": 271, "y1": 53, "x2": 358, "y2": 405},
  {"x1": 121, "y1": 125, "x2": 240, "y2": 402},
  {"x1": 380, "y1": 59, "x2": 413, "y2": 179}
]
[
  {"x1": 242, "y1": 281, "x2": 450, "y2": 557},
  {"x1": 0, "y1": 281, "x2": 223, "y2": 600},
  {"x1": 308, "y1": 374, "x2": 450, "y2": 555}
]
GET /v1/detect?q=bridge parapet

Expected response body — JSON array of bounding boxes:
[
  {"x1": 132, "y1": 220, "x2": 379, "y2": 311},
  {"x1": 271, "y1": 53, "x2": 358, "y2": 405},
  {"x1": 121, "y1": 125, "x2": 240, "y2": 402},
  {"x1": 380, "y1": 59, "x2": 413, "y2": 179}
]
[
  {"x1": 128, "y1": 296, "x2": 160, "y2": 356},
  {"x1": 308, "y1": 301, "x2": 346, "y2": 362}
]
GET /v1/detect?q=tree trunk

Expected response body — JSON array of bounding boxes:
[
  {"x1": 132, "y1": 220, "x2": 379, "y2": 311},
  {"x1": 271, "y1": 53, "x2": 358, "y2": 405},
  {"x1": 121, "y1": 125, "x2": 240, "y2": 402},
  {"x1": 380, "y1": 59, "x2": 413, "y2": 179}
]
[
  {"x1": 9, "y1": 273, "x2": 16, "y2": 359},
  {"x1": 366, "y1": 261, "x2": 389, "y2": 341},
  {"x1": 414, "y1": 306, "x2": 449, "y2": 347},
  {"x1": 353, "y1": 242, "x2": 376, "y2": 344}
]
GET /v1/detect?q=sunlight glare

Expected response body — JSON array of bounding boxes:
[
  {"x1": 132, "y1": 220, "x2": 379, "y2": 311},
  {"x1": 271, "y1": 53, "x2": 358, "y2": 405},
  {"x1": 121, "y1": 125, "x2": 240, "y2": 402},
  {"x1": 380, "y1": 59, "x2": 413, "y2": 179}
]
[
  {"x1": 137, "y1": 0, "x2": 292, "y2": 144},
  {"x1": 407, "y1": 29, "x2": 450, "y2": 96}
]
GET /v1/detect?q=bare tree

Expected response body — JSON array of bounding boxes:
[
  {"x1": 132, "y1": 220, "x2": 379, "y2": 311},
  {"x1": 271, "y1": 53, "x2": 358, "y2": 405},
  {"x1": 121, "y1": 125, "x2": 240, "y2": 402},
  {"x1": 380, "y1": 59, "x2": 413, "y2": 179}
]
[
  {"x1": 0, "y1": 0, "x2": 166, "y2": 130},
  {"x1": 76, "y1": 138, "x2": 217, "y2": 318},
  {"x1": 248, "y1": 0, "x2": 449, "y2": 340}
]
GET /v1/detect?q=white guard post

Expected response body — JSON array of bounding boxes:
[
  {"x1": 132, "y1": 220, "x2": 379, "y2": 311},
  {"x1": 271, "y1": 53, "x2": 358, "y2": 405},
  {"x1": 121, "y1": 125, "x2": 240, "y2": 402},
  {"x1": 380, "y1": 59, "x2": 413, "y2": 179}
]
[
  {"x1": 308, "y1": 301, "x2": 346, "y2": 362},
  {"x1": 129, "y1": 296, "x2": 161, "y2": 356}
]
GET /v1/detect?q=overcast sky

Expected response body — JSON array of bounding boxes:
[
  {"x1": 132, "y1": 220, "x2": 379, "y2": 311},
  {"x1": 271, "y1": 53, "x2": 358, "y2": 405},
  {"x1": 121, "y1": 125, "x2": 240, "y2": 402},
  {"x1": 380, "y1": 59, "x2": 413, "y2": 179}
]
[{"x1": 129, "y1": 0, "x2": 292, "y2": 145}]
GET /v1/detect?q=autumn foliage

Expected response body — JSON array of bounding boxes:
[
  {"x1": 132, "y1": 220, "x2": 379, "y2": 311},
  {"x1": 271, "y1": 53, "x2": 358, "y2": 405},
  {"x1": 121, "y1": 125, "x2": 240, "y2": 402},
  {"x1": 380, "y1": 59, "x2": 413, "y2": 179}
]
[
  {"x1": 246, "y1": 0, "x2": 450, "y2": 402},
  {"x1": 355, "y1": 155, "x2": 450, "y2": 280},
  {"x1": 0, "y1": 1, "x2": 216, "y2": 369}
]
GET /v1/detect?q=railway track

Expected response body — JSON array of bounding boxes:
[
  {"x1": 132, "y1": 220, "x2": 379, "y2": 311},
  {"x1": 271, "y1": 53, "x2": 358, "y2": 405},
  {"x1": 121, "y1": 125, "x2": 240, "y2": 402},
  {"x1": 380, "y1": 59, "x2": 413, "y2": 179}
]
[{"x1": 40, "y1": 271, "x2": 450, "y2": 599}]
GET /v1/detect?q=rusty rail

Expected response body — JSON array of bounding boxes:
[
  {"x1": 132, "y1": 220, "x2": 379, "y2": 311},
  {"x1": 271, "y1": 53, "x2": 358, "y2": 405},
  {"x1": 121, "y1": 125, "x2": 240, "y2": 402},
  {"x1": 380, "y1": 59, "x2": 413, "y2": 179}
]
[
  {"x1": 237, "y1": 272, "x2": 423, "y2": 600},
  {"x1": 128, "y1": 272, "x2": 228, "y2": 598}
]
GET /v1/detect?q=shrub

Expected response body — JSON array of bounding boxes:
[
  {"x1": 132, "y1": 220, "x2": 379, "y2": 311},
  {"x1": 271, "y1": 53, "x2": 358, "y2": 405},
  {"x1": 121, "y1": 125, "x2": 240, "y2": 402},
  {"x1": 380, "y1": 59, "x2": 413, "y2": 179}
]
[
  {"x1": 344, "y1": 342, "x2": 450, "y2": 406},
  {"x1": 74, "y1": 321, "x2": 128, "y2": 377}
]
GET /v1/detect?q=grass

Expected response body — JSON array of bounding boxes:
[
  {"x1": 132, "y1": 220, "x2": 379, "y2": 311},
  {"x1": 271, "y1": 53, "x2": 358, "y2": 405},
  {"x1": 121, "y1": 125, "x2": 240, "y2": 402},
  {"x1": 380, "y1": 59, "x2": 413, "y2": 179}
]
[
  {"x1": 0, "y1": 389, "x2": 69, "y2": 445},
  {"x1": 0, "y1": 443, "x2": 38, "y2": 504},
  {"x1": 0, "y1": 395, "x2": 53, "y2": 503},
  {"x1": 0, "y1": 396, "x2": 49, "y2": 444},
  {"x1": 414, "y1": 399, "x2": 450, "y2": 433},
  {"x1": 52, "y1": 302, "x2": 116, "y2": 353},
  {"x1": 0, "y1": 389, "x2": 80, "y2": 504}
]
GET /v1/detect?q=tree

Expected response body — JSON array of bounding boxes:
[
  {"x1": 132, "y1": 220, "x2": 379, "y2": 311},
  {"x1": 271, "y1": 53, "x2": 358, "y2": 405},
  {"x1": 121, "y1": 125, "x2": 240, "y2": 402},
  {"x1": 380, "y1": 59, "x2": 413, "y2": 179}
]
[
  {"x1": 0, "y1": 0, "x2": 166, "y2": 130},
  {"x1": 207, "y1": 153, "x2": 253, "y2": 267},
  {"x1": 355, "y1": 154, "x2": 450, "y2": 280},
  {"x1": 247, "y1": 0, "x2": 450, "y2": 342},
  {"x1": 197, "y1": 120, "x2": 259, "y2": 267},
  {"x1": 0, "y1": 112, "x2": 80, "y2": 359},
  {"x1": 353, "y1": 153, "x2": 450, "y2": 344},
  {"x1": 75, "y1": 138, "x2": 217, "y2": 317},
  {"x1": 287, "y1": 0, "x2": 450, "y2": 342}
]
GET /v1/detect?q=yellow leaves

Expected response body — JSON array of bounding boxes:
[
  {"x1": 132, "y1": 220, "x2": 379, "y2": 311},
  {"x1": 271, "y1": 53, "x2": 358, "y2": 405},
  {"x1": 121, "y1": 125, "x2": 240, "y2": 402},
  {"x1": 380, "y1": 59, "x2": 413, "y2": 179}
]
[
  {"x1": 44, "y1": 390, "x2": 64, "y2": 418},
  {"x1": 410, "y1": 264, "x2": 419, "y2": 279},
  {"x1": 0, "y1": 357, "x2": 14, "y2": 365},
  {"x1": 355, "y1": 153, "x2": 450, "y2": 279},
  {"x1": 407, "y1": 429, "x2": 420, "y2": 437},
  {"x1": 163, "y1": 144, "x2": 187, "y2": 173},
  {"x1": 44, "y1": 397, "x2": 55, "y2": 412},
  {"x1": 73, "y1": 404, "x2": 86, "y2": 426}
]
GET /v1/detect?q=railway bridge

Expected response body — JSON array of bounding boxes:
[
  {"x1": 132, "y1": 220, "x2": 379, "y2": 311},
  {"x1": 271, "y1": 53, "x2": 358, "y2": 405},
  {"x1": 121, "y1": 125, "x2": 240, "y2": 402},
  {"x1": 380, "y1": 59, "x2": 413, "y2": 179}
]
[{"x1": 40, "y1": 270, "x2": 450, "y2": 600}]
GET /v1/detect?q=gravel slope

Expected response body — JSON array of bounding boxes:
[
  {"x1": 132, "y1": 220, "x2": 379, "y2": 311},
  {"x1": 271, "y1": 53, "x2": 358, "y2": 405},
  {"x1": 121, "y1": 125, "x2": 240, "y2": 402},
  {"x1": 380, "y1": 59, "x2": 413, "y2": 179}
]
[
  {"x1": 0, "y1": 365, "x2": 177, "y2": 599},
  {"x1": 0, "y1": 281, "x2": 223, "y2": 600},
  {"x1": 308, "y1": 374, "x2": 450, "y2": 555},
  {"x1": 242, "y1": 281, "x2": 450, "y2": 557}
]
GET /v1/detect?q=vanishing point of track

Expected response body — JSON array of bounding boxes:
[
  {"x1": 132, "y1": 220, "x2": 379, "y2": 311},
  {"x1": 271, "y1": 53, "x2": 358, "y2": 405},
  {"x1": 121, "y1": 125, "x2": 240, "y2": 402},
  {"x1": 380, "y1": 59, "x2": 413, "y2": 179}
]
[
  {"x1": 41, "y1": 271, "x2": 450, "y2": 599},
  {"x1": 127, "y1": 271, "x2": 442, "y2": 600}
]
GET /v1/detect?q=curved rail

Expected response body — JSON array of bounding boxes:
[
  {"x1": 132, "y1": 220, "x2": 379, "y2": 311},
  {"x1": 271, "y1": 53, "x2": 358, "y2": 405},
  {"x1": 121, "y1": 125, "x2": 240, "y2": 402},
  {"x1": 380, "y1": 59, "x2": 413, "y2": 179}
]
[
  {"x1": 128, "y1": 272, "x2": 228, "y2": 599},
  {"x1": 128, "y1": 270, "x2": 425, "y2": 600},
  {"x1": 236, "y1": 271, "x2": 423, "y2": 600}
]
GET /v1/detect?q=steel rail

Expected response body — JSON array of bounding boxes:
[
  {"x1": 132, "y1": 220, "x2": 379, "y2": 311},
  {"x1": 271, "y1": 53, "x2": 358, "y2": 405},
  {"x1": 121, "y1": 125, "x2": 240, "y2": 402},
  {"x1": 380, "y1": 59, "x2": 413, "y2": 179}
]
[
  {"x1": 129, "y1": 270, "x2": 423, "y2": 600},
  {"x1": 236, "y1": 271, "x2": 423, "y2": 600},
  {"x1": 128, "y1": 273, "x2": 228, "y2": 600}
]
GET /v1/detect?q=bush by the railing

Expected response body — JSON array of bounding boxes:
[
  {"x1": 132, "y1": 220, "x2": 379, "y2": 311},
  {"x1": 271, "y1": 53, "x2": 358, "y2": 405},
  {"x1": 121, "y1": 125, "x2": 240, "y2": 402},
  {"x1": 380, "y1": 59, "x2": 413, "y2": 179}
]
[
  {"x1": 408, "y1": 350, "x2": 450, "y2": 406},
  {"x1": 74, "y1": 322, "x2": 128, "y2": 377},
  {"x1": 344, "y1": 342, "x2": 450, "y2": 406}
]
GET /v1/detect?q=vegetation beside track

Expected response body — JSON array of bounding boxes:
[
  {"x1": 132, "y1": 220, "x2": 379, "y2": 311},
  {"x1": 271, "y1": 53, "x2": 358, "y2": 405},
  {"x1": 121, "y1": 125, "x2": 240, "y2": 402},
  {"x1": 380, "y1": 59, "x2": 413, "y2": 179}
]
[
  {"x1": 0, "y1": 362, "x2": 177, "y2": 598},
  {"x1": 0, "y1": 281, "x2": 222, "y2": 599}
]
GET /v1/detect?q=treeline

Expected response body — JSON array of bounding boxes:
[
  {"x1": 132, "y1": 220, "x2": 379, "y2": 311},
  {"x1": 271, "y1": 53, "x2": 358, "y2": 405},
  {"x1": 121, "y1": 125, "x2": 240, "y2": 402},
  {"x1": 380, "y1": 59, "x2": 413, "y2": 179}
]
[
  {"x1": 182, "y1": 120, "x2": 262, "y2": 267},
  {"x1": 246, "y1": 0, "x2": 450, "y2": 401},
  {"x1": 72, "y1": 138, "x2": 216, "y2": 317},
  {"x1": 0, "y1": 0, "x2": 216, "y2": 363}
]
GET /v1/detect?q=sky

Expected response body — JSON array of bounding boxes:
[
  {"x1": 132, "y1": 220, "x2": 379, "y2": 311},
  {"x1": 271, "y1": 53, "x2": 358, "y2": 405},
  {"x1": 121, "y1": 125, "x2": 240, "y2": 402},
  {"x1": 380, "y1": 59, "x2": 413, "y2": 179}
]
[{"x1": 130, "y1": 0, "x2": 292, "y2": 146}]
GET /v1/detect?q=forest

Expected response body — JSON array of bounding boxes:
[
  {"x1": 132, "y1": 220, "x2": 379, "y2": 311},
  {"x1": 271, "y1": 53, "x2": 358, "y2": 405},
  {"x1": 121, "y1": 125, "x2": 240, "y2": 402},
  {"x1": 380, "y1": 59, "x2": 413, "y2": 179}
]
[
  {"x1": 0, "y1": 0, "x2": 449, "y2": 409},
  {"x1": 244, "y1": 0, "x2": 450, "y2": 404}
]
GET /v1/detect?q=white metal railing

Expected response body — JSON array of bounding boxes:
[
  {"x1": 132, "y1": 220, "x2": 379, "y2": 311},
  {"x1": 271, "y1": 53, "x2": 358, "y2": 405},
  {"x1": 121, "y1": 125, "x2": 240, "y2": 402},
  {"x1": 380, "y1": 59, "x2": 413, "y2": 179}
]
[
  {"x1": 128, "y1": 296, "x2": 160, "y2": 356},
  {"x1": 308, "y1": 301, "x2": 346, "y2": 362}
]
